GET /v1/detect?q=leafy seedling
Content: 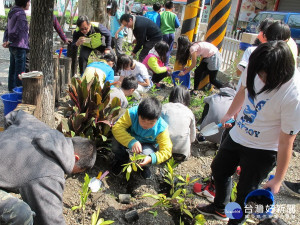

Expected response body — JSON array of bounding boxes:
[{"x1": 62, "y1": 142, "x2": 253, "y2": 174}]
[
  {"x1": 72, "y1": 173, "x2": 92, "y2": 225},
  {"x1": 122, "y1": 153, "x2": 146, "y2": 181},
  {"x1": 194, "y1": 214, "x2": 206, "y2": 225},
  {"x1": 91, "y1": 208, "x2": 114, "y2": 225},
  {"x1": 177, "y1": 173, "x2": 199, "y2": 188},
  {"x1": 149, "y1": 210, "x2": 158, "y2": 218}
]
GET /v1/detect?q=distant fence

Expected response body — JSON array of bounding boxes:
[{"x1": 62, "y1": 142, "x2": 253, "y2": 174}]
[
  {"x1": 220, "y1": 31, "x2": 300, "y2": 72},
  {"x1": 220, "y1": 31, "x2": 242, "y2": 72}
]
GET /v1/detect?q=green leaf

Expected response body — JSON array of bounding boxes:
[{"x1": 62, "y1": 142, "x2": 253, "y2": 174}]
[
  {"x1": 163, "y1": 179, "x2": 172, "y2": 185},
  {"x1": 183, "y1": 209, "x2": 193, "y2": 218},
  {"x1": 91, "y1": 208, "x2": 101, "y2": 225},
  {"x1": 127, "y1": 165, "x2": 132, "y2": 173},
  {"x1": 149, "y1": 210, "x2": 158, "y2": 217},
  {"x1": 177, "y1": 175, "x2": 185, "y2": 182},
  {"x1": 132, "y1": 163, "x2": 137, "y2": 171},
  {"x1": 190, "y1": 178, "x2": 200, "y2": 184},
  {"x1": 122, "y1": 165, "x2": 128, "y2": 173},
  {"x1": 71, "y1": 206, "x2": 79, "y2": 211},
  {"x1": 172, "y1": 189, "x2": 182, "y2": 199},
  {"x1": 99, "y1": 221, "x2": 114, "y2": 225},
  {"x1": 96, "y1": 218, "x2": 104, "y2": 225},
  {"x1": 143, "y1": 193, "x2": 160, "y2": 199},
  {"x1": 126, "y1": 171, "x2": 130, "y2": 181},
  {"x1": 101, "y1": 135, "x2": 108, "y2": 142}
]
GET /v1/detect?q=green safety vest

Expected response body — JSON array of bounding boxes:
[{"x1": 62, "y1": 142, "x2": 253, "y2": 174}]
[{"x1": 76, "y1": 22, "x2": 102, "y2": 49}]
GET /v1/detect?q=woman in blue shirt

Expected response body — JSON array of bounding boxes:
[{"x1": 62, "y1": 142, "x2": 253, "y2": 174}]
[{"x1": 107, "y1": 0, "x2": 124, "y2": 57}]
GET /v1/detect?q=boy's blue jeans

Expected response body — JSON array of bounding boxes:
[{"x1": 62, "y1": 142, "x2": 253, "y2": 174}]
[
  {"x1": 112, "y1": 137, "x2": 157, "y2": 165},
  {"x1": 8, "y1": 47, "x2": 26, "y2": 91},
  {"x1": 0, "y1": 189, "x2": 35, "y2": 225},
  {"x1": 211, "y1": 135, "x2": 277, "y2": 225},
  {"x1": 162, "y1": 33, "x2": 174, "y2": 66}
]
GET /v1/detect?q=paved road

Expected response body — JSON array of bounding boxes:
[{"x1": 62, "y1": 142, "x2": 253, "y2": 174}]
[{"x1": 0, "y1": 30, "x2": 10, "y2": 88}]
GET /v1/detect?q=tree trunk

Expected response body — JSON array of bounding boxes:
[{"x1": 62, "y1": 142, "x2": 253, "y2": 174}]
[
  {"x1": 78, "y1": 0, "x2": 108, "y2": 26},
  {"x1": 29, "y1": 0, "x2": 55, "y2": 127},
  {"x1": 22, "y1": 75, "x2": 44, "y2": 119}
]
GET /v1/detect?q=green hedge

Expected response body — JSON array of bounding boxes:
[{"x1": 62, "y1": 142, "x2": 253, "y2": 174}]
[{"x1": 0, "y1": 15, "x2": 78, "y2": 30}]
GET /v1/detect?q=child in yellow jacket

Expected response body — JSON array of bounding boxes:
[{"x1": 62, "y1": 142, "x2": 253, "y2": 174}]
[{"x1": 111, "y1": 97, "x2": 172, "y2": 179}]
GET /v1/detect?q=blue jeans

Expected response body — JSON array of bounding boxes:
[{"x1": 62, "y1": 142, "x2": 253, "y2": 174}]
[
  {"x1": 0, "y1": 189, "x2": 35, "y2": 225},
  {"x1": 162, "y1": 33, "x2": 175, "y2": 66},
  {"x1": 8, "y1": 47, "x2": 26, "y2": 91},
  {"x1": 112, "y1": 137, "x2": 157, "y2": 165}
]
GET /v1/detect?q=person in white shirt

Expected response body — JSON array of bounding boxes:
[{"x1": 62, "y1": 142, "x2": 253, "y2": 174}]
[
  {"x1": 197, "y1": 41, "x2": 300, "y2": 225},
  {"x1": 161, "y1": 85, "x2": 196, "y2": 160},
  {"x1": 116, "y1": 54, "x2": 153, "y2": 99}
]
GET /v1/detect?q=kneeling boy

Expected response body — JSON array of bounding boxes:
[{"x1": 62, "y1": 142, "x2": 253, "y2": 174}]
[{"x1": 111, "y1": 97, "x2": 172, "y2": 179}]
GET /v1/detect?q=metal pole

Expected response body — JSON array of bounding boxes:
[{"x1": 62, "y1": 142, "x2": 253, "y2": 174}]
[
  {"x1": 205, "y1": 0, "x2": 232, "y2": 49},
  {"x1": 197, "y1": 0, "x2": 232, "y2": 90},
  {"x1": 174, "y1": 0, "x2": 200, "y2": 71}
]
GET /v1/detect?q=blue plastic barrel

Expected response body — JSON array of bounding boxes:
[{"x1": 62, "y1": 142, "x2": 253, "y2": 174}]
[
  {"x1": 1, "y1": 93, "x2": 22, "y2": 116},
  {"x1": 172, "y1": 71, "x2": 190, "y2": 89},
  {"x1": 13, "y1": 86, "x2": 23, "y2": 100},
  {"x1": 239, "y1": 42, "x2": 252, "y2": 51},
  {"x1": 55, "y1": 49, "x2": 68, "y2": 57}
]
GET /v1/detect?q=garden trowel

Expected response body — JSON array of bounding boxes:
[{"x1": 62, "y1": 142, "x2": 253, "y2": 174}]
[{"x1": 200, "y1": 118, "x2": 235, "y2": 137}]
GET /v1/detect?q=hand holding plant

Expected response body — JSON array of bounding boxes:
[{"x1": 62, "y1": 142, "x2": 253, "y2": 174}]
[
  {"x1": 122, "y1": 153, "x2": 146, "y2": 181},
  {"x1": 138, "y1": 155, "x2": 152, "y2": 167},
  {"x1": 131, "y1": 141, "x2": 142, "y2": 154}
]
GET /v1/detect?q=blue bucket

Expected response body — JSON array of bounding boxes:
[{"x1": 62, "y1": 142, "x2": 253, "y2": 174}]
[
  {"x1": 244, "y1": 175, "x2": 275, "y2": 219},
  {"x1": 172, "y1": 71, "x2": 190, "y2": 89},
  {"x1": 1, "y1": 93, "x2": 22, "y2": 116},
  {"x1": 239, "y1": 42, "x2": 252, "y2": 51},
  {"x1": 13, "y1": 86, "x2": 23, "y2": 99},
  {"x1": 55, "y1": 49, "x2": 67, "y2": 57}
]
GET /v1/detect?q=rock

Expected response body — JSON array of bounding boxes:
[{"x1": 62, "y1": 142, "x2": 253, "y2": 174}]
[
  {"x1": 118, "y1": 194, "x2": 131, "y2": 204},
  {"x1": 125, "y1": 209, "x2": 139, "y2": 223},
  {"x1": 205, "y1": 149, "x2": 216, "y2": 157}
]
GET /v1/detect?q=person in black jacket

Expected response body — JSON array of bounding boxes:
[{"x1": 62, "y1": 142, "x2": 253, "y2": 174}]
[
  {"x1": 72, "y1": 15, "x2": 112, "y2": 74},
  {"x1": 120, "y1": 14, "x2": 162, "y2": 62}
]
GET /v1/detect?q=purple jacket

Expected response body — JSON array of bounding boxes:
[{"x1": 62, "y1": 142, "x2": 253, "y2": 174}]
[{"x1": 3, "y1": 6, "x2": 29, "y2": 50}]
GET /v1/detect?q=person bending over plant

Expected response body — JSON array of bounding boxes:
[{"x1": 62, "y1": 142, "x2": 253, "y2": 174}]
[{"x1": 111, "y1": 97, "x2": 172, "y2": 179}]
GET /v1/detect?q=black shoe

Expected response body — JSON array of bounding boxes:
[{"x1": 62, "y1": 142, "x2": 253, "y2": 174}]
[
  {"x1": 190, "y1": 90, "x2": 197, "y2": 96},
  {"x1": 141, "y1": 167, "x2": 151, "y2": 179},
  {"x1": 160, "y1": 83, "x2": 166, "y2": 89},
  {"x1": 111, "y1": 161, "x2": 123, "y2": 176},
  {"x1": 196, "y1": 203, "x2": 229, "y2": 221},
  {"x1": 196, "y1": 133, "x2": 206, "y2": 143},
  {"x1": 282, "y1": 181, "x2": 300, "y2": 198}
]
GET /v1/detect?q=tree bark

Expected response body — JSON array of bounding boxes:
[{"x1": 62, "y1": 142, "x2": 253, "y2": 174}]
[
  {"x1": 22, "y1": 75, "x2": 44, "y2": 119},
  {"x1": 29, "y1": 0, "x2": 55, "y2": 127},
  {"x1": 78, "y1": 0, "x2": 108, "y2": 26},
  {"x1": 53, "y1": 55, "x2": 60, "y2": 102}
]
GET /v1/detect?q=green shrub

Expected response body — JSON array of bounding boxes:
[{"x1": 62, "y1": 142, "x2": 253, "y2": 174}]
[{"x1": 57, "y1": 75, "x2": 121, "y2": 148}]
